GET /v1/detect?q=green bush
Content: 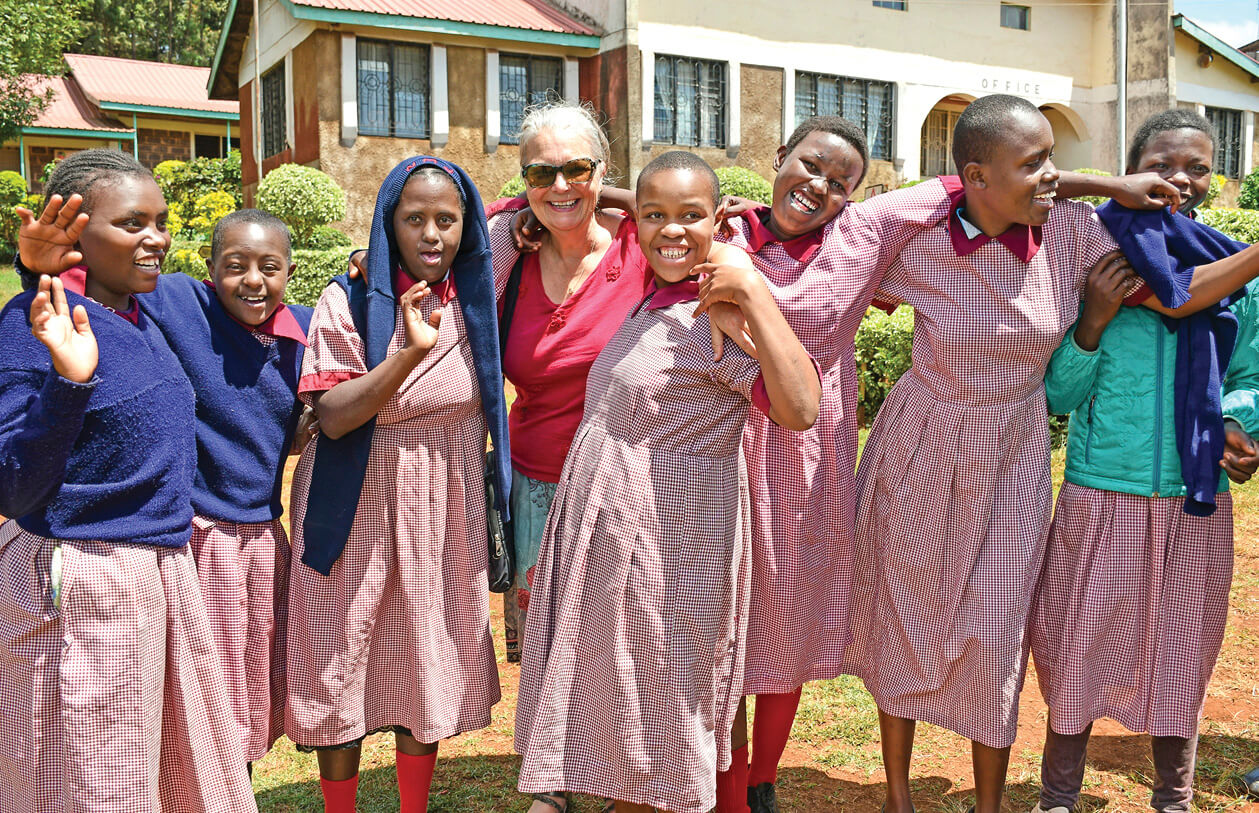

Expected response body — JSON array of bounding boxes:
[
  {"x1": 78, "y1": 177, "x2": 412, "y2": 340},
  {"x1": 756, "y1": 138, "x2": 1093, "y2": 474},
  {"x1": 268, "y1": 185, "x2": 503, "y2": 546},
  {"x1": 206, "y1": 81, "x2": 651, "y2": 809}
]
[
  {"x1": 897, "y1": 178, "x2": 925, "y2": 189},
  {"x1": 0, "y1": 171, "x2": 29, "y2": 251},
  {"x1": 188, "y1": 190, "x2": 237, "y2": 236},
  {"x1": 1198, "y1": 207, "x2": 1259, "y2": 243},
  {"x1": 1071, "y1": 167, "x2": 1112, "y2": 207},
  {"x1": 498, "y1": 175, "x2": 526, "y2": 200},
  {"x1": 163, "y1": 239, "x2": 209, "y2": 279},
  {"x1": 1202, "y1": 173, "x2": 1226, "y2": 209},
  {"x1": 854, "y1": 305, "x2": 913, "y2": 425},
  {"x1": 715, "y1": 166, "x2": 773, "y2": 205},
  {"x1": 1239, "y1": 168, "x2": 1259, "y2": 210},
  {"x1": 155, "y1": 152, "x2": 244, "y2": 238},
  {"x1": 257, "y1": 164, "x2": 347, "y2": 249},
  {"x1": 305, "y1": 225, "x2": 353, "y2": 251},
  {"x1": 285, "y1": 247, "x2": 355, "y2": 307}
]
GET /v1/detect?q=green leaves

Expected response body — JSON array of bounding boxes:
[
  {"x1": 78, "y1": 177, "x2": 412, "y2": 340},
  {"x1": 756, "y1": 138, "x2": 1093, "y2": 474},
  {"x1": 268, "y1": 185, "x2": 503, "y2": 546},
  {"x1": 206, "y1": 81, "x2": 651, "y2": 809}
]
[
  {"x1": 0, "y1": 0, "x2": 87, "y2": 142},
  {"x1": 257, "y1": 164, "x2": 348, "y2": 249}
]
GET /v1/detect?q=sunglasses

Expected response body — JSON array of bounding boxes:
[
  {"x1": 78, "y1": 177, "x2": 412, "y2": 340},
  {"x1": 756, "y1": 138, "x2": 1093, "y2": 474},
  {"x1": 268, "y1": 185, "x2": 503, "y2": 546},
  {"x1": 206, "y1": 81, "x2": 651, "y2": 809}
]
[{"x1": 520, "y1": 158, "x2": 601, "y2": 189}]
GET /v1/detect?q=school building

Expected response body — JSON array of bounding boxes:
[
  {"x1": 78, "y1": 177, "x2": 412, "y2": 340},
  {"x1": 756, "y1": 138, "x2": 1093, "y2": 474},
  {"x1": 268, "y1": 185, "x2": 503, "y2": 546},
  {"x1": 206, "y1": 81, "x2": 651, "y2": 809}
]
[
  {"x1": 1, "y1": 54, "x2": 241, "y2": 188},
  {"x1": 208, "y1": 0, "x2": 1259, "y2": 240}
]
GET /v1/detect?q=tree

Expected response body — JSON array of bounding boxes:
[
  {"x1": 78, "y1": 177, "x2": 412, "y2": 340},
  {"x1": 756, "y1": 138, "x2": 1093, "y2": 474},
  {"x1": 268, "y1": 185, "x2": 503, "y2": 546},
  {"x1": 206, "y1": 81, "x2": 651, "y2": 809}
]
[
  {"x1": 0, "y1": 0, "x2": 86, "y2": 143},
  {"x1": 73, "y1": 0, "x2": 228, "y2": 66}
]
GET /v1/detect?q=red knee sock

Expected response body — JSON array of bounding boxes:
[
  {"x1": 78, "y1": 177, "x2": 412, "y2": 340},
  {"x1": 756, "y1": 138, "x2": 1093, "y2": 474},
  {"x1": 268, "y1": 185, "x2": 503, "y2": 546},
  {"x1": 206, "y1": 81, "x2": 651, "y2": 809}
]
[
  {"x1": 715, "y1": 744, "x2": 751, "y2": 813},
  {"x1": 748, "y1": 689, "x2": 802, "y2": 787},
  {"x1": 320, "y1": 774, "x2": 358, "y2": 813},
  {"x1": 397, "y1": 750, "x2": 438, "y2": 813}
]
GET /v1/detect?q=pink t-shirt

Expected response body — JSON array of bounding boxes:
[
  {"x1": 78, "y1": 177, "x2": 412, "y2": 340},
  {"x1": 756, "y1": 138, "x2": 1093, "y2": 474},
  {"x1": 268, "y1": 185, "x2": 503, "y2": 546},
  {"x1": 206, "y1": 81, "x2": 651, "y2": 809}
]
[{"x1": 503, "y1": 217, "x2": 651, "y2": 482}]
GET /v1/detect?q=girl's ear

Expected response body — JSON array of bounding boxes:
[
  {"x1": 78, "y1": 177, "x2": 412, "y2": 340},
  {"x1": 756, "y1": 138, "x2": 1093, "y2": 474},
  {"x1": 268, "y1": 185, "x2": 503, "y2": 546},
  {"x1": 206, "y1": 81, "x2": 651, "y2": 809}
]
[
  {"x1": 773, "y1": 145, "x2": 789, "y2": 171},
  {"x1": 286, "y1": 261, "x2": 297, "y2": 281},
  {"x1": 204, "y1": 257, "x2": 215, "y2": 278}
]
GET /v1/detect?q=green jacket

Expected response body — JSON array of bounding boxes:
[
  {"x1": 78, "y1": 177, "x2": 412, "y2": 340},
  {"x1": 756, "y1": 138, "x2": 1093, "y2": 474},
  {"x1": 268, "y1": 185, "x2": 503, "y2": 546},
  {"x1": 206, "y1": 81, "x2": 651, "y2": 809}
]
[{"x1": 1045, "y1": 287, "x2": 1259, "y2": 497}]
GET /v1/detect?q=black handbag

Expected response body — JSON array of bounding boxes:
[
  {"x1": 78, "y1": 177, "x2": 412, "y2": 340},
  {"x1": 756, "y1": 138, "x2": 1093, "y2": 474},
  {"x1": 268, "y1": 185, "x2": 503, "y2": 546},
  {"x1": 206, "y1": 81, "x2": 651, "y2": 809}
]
[{"x1": 485, "y1": 252, "x2": 527, "y2": 593}]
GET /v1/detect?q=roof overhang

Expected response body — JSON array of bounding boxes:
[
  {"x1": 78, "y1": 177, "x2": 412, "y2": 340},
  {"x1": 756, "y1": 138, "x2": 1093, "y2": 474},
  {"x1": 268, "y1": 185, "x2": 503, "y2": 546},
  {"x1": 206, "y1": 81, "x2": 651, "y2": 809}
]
[
  {"x1": 17, "y1": 126, "x2": 136, "y2": 140},
  {"x1": 97, "y1": 101, "x2": 239, "y2": 121},
  {"x1": 1173, "y1": 14, "x2": 1259, "y2": 83}
]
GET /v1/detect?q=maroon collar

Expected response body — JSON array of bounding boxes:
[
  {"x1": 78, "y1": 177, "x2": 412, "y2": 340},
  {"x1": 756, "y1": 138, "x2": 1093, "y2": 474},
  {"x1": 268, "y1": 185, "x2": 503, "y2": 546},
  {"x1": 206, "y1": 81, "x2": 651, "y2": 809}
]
[
  {"x1": 393, "y1": 265, "x2": 457, "y2": 305},
  {"x1": 640, "y1": 277, "x2": 701, "y2": 311},
  {"x1": 203, "y1": 280, "x2": 308, "y2": 346},
  {"x1": 947, "y1": 196, "x2": 1042, "y2": 263},
  {"x1": 741, "y1": 206, "x2": 825, "y2": 263},
  {"x1": 58, "y1": 265, "x2": 141, "y2": 324}
]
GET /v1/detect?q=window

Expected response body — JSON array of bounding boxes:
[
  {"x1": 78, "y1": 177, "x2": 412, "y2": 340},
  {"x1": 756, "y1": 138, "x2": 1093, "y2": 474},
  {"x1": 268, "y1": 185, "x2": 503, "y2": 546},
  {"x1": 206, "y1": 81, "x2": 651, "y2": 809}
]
[
  {"x1": 654, "y1": 55, "x2": 726, "y2": 148},
  {"x1": 261, "y1": 65, "x2": 286, "y2": 157},
  {"x1": 920, "y1": 108, "x2": 962, "y2": 177},
  {"x1": 795, "y1": 72, "x2": 895, "y2": 160},
  {"x1": 500, "y1": 54, "x2": 563, "y2": 144},
  {"x1": 873, "y1": 0, "x2": 906, "y2": 9},
  {"x1": 194, "y1": 134, "x2": 227, "y2": 159},
  {"x1": 1205, "y1": 106, "x2": 1244, "y2": 179},
  {"x1": 357, "y1": 39, "x2": 430, "y2": 139},
  {"x1": 1000, "y1": 3, "x2": 1030, "y2": 30}
]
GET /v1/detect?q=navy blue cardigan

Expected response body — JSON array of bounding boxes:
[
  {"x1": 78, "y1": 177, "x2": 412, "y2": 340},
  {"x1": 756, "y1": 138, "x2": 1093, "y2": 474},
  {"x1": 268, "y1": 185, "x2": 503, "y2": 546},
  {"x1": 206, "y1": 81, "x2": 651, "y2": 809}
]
[
  {"x1": 138, "y1": 273, "x2": 312, "y2": 524},
  {"x1": 0, "y1": 290, "x2": 197, "y2": 547},
  {"x1": 1096, "y1": 203, "x2": 1249, "y2": 516}
]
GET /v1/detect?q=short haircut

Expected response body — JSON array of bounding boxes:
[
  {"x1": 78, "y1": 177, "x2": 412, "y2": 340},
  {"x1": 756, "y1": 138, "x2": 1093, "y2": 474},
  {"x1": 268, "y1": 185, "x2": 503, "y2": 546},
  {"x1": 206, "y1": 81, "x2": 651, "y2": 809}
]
[
  {"x1": 951, "y1": 94, "x2": 1043, "y2": 173},
  {"x1": 1126, "y1": 109, "x2": 1215, "y2": 172},
  {"x1": 784, "y1": 115, "x2": 870, "y2": 185},
  {"x1": 637, "y1": 151, "x2": 721, "y2": 208},
  {"x1": 517, "y1": 101, "x2": 616, "y2": 184},
  {"x1": 45, "y1": 148, "x2": 152, "y2": 211},
  {"x1": 210, "y1": 209, "x2": 293, "y2": 262},
  {"x1": 400, "y1": 165, "x2": 465, "y2": 213}
]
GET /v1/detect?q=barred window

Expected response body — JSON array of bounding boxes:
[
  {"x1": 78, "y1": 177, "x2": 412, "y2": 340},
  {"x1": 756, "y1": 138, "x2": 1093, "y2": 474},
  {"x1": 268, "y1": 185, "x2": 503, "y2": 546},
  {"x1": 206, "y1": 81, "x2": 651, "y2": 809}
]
[
  {"x1": 654, "y1": 55, "x2": 726, "y2": 148},
  {"x1": 1205, "y1": 106, "x2": 1244, "y2": 179},
  {"x1": 261, "y1": 65, "x2": 286, "y2": 158},
  {"x1": 873, "y1": 0, "x2": 906, "y2": 9},
  {"x1": 500, "y1": 54, "x2": 563, "y2": 144},
  {"x1": 795, "y1": 72, "x2": 895, "y2": 160},
  {"x1": 1000, "y1": 3, "x2": 1030, "y2": 29},
  {"x1": 357, "y1": 39, "x2": 430, "y2": 139}
]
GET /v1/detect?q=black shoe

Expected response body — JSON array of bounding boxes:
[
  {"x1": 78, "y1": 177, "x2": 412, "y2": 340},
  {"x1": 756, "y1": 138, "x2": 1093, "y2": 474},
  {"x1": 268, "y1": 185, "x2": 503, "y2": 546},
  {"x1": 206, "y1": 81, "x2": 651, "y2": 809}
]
[
  {"x1": 748, "y1": 782, "x2": 779, "y2": 813},
  {"x1": 1243, "y1": 766, "x2": 1259, "y2": 799}
]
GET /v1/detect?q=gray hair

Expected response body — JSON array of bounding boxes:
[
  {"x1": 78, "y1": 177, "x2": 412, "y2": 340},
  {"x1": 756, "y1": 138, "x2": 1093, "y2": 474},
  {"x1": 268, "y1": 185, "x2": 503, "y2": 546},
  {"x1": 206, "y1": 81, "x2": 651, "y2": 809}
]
[{"x1": 517, "y1": 101, "x2": 615, "y2": 183}]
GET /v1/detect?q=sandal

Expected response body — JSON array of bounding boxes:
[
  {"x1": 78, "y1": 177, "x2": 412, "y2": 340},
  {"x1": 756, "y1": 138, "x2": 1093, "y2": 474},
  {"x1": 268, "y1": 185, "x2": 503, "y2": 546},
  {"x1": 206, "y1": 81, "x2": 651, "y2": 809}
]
[{"x1": 531, "y1": 792, "x2": 569, "y2": 812}]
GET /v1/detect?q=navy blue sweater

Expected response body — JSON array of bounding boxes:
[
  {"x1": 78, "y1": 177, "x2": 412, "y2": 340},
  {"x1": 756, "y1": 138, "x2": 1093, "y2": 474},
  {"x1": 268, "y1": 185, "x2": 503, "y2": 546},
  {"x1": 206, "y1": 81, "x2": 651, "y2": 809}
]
[
  {"x1": 138, "y1": 273, "x2": 312, "y2": 524},
  {"x1": 0, "y1": 290, "x2": 197, "y2": 547}
]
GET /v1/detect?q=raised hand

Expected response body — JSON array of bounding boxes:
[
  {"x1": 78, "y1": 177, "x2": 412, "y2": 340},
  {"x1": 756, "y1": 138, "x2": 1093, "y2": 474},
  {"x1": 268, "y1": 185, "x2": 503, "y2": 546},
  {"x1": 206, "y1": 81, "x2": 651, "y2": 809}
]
[
  {"x1": 1222, "y1": 420, "x2": 1259, "y2": 484},
  {"x1": 400, "y1": 281, "x2": 442, "y2": 357},
  {"x1": 717, "y1": 196, "x2": 757, "y2": 238},
  {"x1": 1113, "y1": 172, "x2": 1183, "y2": 213},
  {"x1": 1074, "y1": 251, "x2": 1133, "y2": 351},
  {"x1": 18, "y1": 194, "x2": 89, "y2": 274},
  {"x1": 29, "y1": 275, "x2": 97, "y2": 383}
]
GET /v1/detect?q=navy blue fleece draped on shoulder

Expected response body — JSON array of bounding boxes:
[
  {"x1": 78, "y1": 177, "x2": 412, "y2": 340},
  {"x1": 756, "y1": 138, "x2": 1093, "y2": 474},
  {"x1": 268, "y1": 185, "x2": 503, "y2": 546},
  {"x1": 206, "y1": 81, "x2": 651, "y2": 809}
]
[{"x1": 302, "y1": 156, "x2": 511, "y2": 575}]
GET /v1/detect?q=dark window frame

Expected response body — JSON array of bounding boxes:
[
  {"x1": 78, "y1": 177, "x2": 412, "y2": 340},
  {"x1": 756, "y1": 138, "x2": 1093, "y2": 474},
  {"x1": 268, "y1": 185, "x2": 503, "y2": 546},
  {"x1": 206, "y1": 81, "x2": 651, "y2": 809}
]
[
  {"x1": 499, "y1": 53, "x2": 564, "y2": 145},
  {"x1": 1205, "y1": 106, "x2": 1244, "y2": 179},
  {"x1": 794, "y1": 71, "x2": 896, "y2": 161},
  {"x1": 1000, "y1": 3, "x2": 1031, "y2": 30},
  {"x1": 261, "y1": 64, "x2": 286, "y2": 158},
  {"x1": 872, "y1": 0, "x2": 907, "y2": 10},
  {"x1": 653, "y1": 54, "x2": 727, "y2": 149},
  {"x1": 356, "y1": 38, "x2": 431, "y2": 139}
]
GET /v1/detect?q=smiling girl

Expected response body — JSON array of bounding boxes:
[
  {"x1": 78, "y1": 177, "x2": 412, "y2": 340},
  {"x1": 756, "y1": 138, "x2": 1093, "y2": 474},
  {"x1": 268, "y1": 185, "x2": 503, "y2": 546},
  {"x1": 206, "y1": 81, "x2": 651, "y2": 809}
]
[{"x1": 0, "y1": 149, "x2": 256, "y2": 812}]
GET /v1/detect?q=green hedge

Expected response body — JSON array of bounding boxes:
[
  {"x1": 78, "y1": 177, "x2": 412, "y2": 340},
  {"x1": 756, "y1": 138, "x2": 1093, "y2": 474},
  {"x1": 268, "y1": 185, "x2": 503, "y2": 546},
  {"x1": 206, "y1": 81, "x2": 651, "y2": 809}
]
[
  {"x1": 854, "y1": 305, "x2": 913, "y2": 425},
  {"x1": 1201, "y1": 207, "x2": 1259, "y2": 243},
  {"x1": 715, "y1": 166, "x2": 773, "y2": 205},
  {"x1": 162, "y1": 242, "x2": 353, "y2": 308}
]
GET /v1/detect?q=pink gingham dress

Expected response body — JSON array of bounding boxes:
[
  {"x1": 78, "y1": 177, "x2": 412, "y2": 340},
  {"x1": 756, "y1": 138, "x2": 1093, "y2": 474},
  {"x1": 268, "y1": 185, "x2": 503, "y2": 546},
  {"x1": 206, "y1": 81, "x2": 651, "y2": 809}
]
[
  {"x1": 285, "y1": 283, "x2": 500, "y2": 748},
  {"x1": 717, "y1": 181, "x2": 955, "y2": 693},
  {"x1": 514, "y1": 281, "x2": 766, "y2": 813},
  {"x1": 843, "y1": 199, "x2": 1119, "y2": 749}
]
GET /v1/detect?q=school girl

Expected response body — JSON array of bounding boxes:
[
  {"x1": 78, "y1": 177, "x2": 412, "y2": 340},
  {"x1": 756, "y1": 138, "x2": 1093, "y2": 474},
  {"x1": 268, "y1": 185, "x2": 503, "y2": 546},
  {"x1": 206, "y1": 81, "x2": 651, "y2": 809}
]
[
  {"x1": 286, "y1": 156, "x2": 509, "y2": 813},
  {"x1": 20, "y1": 205, "x2": 313, "y2": 769},
  {"x1": 0, "y1": 149, "x2": 256, "y2": 811},
  {"x1": 1029, "y1": 110, "x2": 1259, "y2": 813},
  {"x1": 513, "y1": 151, "x2": 820, "y2": 813},
  {"x1": 838, "y1": 94, "x2": 1259, "y2": 813}
]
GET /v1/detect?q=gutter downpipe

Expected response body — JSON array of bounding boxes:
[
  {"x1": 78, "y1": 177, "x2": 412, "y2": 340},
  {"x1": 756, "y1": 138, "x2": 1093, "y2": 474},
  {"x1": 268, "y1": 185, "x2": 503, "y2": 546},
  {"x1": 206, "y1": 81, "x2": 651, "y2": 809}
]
[{"x1": 1117, "y1": 0, "x2": 1127, "y2": 173}]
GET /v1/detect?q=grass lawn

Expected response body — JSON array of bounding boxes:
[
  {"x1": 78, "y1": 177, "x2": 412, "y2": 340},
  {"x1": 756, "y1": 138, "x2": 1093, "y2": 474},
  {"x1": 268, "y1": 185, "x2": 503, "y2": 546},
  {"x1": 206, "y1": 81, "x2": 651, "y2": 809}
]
[
  {"x1": 250, "y1": 447, "x2": 1259, "y2": 811},
  {"x1": 0, "y1": 268, "x2": 21, "y2": 309}
]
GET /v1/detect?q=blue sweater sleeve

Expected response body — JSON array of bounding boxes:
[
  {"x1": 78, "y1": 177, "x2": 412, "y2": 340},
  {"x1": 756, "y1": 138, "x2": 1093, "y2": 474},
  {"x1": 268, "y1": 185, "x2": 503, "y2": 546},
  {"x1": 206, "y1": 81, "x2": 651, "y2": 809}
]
[
  {"x1": 1044, "y1": 308, "x2": 1101, "y2": 415},
  {"x1": 1223, "y1": 289, "x2": 1259, "y2": 437},
  {"x1": 0, "y1": 366, "x2": 97, "y2": 518}
]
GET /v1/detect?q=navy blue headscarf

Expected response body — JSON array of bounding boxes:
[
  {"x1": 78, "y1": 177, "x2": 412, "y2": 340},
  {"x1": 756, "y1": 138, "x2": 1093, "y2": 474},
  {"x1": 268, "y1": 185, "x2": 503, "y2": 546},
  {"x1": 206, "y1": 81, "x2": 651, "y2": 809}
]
[
  {"x1": 1096, "y1": 202, "x2": 1248, "y2": 517},
  {"x1": 302, "y1": 156, "x2": 511, "y2": 574}
]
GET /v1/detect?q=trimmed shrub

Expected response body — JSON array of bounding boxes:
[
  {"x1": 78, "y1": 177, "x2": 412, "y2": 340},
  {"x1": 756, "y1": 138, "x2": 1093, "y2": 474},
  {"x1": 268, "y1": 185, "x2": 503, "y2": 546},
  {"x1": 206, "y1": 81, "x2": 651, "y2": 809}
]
[
  {"x1": 1070, "y1": 167, "x2": 1112, "y2": 207},
  {"x1": 1239, "y1": 167, "x2": 1259, "y2": 211},
  {"x1": 188, "y1": 190, "x2": 237, "y2": 236},
  {"x1": 257, "y1": 164, "x2": 347, "y2": 249},
  {"x1": 854, "y1": 305, "x2": 913, "y2": 425},
  {"x1": 1199, "y1": 207, "x2": 1259, "y2": 244},
  {"x1": 715, "y1": 166, "x2": 773, "y2": 205},
  {"x1": 0, "y1": 171, "x2": 29, "y2": 251},
  {"x1": 305, "y1": 225, "x2": 353, "y2": 251},
  {"x1": 498, "y1": 175, "x2": 527, "y2": 200},
  {"x1": 285, "y1": 247, "x2": 355, "y2": 307},
  {"x1": 162, "y1": 239, "x2": 209, "y2": 279}
]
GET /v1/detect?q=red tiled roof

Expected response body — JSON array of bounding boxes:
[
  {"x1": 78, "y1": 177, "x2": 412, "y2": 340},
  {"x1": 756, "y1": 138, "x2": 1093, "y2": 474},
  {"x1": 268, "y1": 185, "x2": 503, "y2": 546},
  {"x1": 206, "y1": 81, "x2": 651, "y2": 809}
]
[
  {"x1": 289, "y1": 0, "x2": 596, "y2": 35},
  {"x1": 64, "y1": 53, "x2": 239, "y2": 115},
  {"x1": 27, "y1": 75, "x2": 131, "y2": 133}
]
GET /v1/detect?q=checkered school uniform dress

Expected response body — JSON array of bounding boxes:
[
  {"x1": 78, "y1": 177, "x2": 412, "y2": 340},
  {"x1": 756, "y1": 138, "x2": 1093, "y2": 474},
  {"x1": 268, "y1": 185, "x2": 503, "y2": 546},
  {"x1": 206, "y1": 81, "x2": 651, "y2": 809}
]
[
  {"x1": 285, "y1": 283, "x2": 500, "y2": 749},
  {"x1": 1030, "y1": 485, "x2": 1234, "y2": 739},
  {"x1": 842, "y1": 199, "x2": 1118, "y2": 749},
  {"x1": 0, "y1": 521, "x2": 258, "y2": 813},
  {"x1": 717, "y1": 181, "x2": 955, "y2": 693},
  {"x1": 515, "y1": 284, "x2": 764, "y2": 813}
]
